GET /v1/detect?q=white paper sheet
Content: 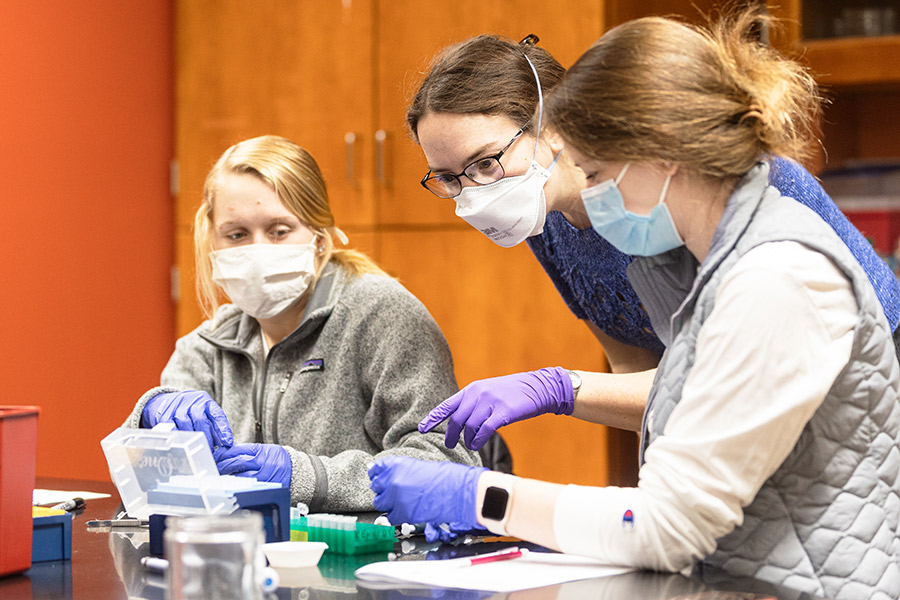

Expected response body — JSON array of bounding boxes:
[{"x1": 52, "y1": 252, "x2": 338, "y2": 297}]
[
  {"x1": 33, "y1": 488, "x2": 111, "y2": 505},
  {"x1": 355, "y1": 551, "x2": 633, "y2": 593}
]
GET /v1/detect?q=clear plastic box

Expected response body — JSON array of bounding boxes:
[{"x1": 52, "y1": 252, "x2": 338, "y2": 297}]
[{"x1": 101, "y1": 424, "x2": 258, "y2": 519}]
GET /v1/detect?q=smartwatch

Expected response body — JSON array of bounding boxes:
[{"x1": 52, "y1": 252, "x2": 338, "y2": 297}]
[{"x1": 480, "y1": 479, "x2": 515, "y2": 535}]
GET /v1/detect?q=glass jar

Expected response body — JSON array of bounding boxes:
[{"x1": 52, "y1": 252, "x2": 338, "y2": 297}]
[{"x1": 164, "y1": 511, "x2": 265, "y2": 600}]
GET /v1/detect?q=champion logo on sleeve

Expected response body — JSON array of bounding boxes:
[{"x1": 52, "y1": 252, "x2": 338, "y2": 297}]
[
  {"x1": 300, "y1": 358, "x2": 324, "y2": 373},
  {"x1": 622, "y1": 509, "x2": 635, "y2": 529}
]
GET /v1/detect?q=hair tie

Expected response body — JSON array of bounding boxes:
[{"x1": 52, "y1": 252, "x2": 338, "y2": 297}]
[{"x1": 519, "y1": 34, "x2": 540, "y2": 46}]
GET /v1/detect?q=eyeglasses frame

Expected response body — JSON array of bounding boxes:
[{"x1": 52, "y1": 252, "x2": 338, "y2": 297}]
[{"x1": 420, "y1": 125, "x2": 528, "y2": 199}]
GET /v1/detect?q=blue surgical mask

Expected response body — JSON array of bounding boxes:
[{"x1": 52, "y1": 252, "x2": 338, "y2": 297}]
[{"x1": 581, "y1": 163, "x2": 684, "y2": 256}]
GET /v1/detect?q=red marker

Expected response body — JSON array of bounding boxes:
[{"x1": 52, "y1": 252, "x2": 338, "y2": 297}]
[{"x1": 467, "y1": 547, "x2": 527, "y2": 566}]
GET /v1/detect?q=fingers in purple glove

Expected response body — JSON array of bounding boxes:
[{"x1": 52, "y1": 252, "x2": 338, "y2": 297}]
[
  {"x1": 444, "y1": 389, "x2": 481, "y2": 450},
  {"x1": 217, "y1": 455, "x2": 258, "y2": 475},
  {"x1": 145, "y1": 391, "x2": 235, "y2": 451},
  {"x1": 184, "y1": 400, "x2": 216, "y2": 449},
  {"x1": 204, "y1": 401, "x2": 234, "y2": 448},
  {"x1": 467, "y1": 410, "x2": 513, "y2": 451},
  {"x1": 215, "y1": 444, "x2": 260, "y2": 474},
  {"x1": 418, "y1": 395, "x2": 463, "y2": 433},
  {"x1": 459, "y1": 401, "x2": 501, "y2": 451},
  {"x1": 171, "y1": 406, "x2": 205, "y2": 443},
  {"x1": 424, "y1": 522, "x2": 460, "y2": 544}
]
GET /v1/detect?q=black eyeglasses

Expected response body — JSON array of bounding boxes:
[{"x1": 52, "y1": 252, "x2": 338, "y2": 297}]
[{"x1": 420, "y1": 127, "x2": 527, "y2": 199}]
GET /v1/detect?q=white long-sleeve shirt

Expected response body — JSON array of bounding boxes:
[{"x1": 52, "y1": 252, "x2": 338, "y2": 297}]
[{"x1": 554, "y1": 241, "x2": 858, "y2": 571}]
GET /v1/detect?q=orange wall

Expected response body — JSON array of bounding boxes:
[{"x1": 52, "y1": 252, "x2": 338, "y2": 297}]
[{"x1": 0, "y1": 1, "x2": 175, "y2": 480}]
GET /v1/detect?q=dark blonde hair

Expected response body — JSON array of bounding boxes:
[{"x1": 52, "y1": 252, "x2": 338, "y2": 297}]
[
  {"x1": 544, "y1": 8, "x2": 822, "y2": 180},
  {"x1": 195, "y1": 135, "x2": 387, "y2": 318},
  {"x1": 407, "y1": 34, "x2": 565, "y2": 141}
]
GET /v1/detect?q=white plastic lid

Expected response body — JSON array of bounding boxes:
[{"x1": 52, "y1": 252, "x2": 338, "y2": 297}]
[{"x1": 101, "y1": 424, "x2": 239, "y2": 519}]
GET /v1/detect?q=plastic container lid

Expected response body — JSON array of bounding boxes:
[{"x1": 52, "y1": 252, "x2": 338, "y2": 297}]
[{"x1": 100, "y1": 424, "x2": 239, "y2": 519}]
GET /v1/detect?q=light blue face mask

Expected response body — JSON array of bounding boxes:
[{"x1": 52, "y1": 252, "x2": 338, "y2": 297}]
[{"x1": 580, "y1": 163, "x2": 685, "y2": 257}]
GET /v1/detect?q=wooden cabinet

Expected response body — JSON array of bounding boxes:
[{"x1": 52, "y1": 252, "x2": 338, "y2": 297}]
[
  {"x1": 175, "y1": 0, "x2": 378, "y2": 333},
  {"x1": 791, "y1": 2, "x2": 900, "y2": 170},
  {"x1": 803, "y1": 36, "x2": 900, "y2": 88},
  {"x1": 176, "y1": 1, "x2": 622, "y2": 487}
]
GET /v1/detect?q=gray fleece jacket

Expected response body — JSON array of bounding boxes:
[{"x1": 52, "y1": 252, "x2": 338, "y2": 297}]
[{"x1": 126, "y1": 263, "x2": 480, "y2": 512}]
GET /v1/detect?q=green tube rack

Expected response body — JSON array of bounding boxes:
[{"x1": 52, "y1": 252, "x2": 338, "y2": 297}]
[{"x1": 290, "y1": 514, "x2": 396, "y2": 555}]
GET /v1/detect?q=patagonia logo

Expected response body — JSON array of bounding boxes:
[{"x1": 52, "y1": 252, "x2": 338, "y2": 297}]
[
  {"x1": 622, "y1": 509, "x2": 635, "y2": 530},
  {"x1": 300, "y1": 358, "x2": 324, "y2": 373}
]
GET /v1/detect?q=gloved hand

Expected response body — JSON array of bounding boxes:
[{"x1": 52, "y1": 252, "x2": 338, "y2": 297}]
[
  {"x1": 418, "y1": 367, "x2": 575, "y2": 450},
  {"x1": 141, "y1": 390, "x2": 234, "y2": 450},
  {"x1": 215, "y1": 443, "x2": 292, "y2": 488},
  {"x1": 423, "y1": 522, "x2": 492, "y2": 544},
  {"x1": 368, "y1": 456, "x2": 487, "y2": 533}
]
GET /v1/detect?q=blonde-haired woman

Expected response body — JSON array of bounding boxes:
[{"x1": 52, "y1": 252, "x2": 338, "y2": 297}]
[
  {"x1": 370, "y1": 10, "x2": 900, "y2": 598},
  {"x1": 126, "y1": 135, "x2": 479, "y2": 511}
]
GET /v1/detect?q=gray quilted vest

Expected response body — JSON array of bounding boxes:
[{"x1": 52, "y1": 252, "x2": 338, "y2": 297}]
[{"x1": 627, "y1": 164, "x2": 900, "y2": 599}]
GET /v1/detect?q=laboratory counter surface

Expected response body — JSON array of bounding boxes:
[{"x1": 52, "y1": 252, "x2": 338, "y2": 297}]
[{"x1": 0, "y1": 477, "x2": 834, "y2": 600}]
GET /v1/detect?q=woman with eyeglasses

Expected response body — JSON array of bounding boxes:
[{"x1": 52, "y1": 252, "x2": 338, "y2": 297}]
[
  {"x1": 121, "y1": 135, "x2": 480, "y2": 511},
  {"x1": 409, "y1": 30, "x2": 900, "y2": 458},
  {"x1": 369, "y1": 9, "x2": 900, "y2": 597}
]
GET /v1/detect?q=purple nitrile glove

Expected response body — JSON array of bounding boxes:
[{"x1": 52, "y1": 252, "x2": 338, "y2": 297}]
[
  {"x1": 418, "y1": 367, "x2": 575, "y2": 451},
  {"x1": 141, "y1": 390, "x2": 234, "y2": 450},
  {"x1": 422, "y1": 522, "x2": 492, "y2": 544},
  {"x1": 368, "y1": 456, "x2": 487, "y2": 531},
  {"x1": 215, "y1": 443, "x2": 292, "y2": 488}
]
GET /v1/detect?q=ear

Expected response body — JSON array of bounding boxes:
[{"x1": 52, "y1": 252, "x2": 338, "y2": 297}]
[
  {"x1": 658, "y1": 162, "x2": 680, "y2": 177},
  {"x1": 540, "y1": 127, "x2": 566, "y2": 155}
]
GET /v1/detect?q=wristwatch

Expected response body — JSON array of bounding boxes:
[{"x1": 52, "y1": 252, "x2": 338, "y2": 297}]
[
  {"x1": 479, "y1": 478, "x2": 516, "y2": 536},
  {"x1": 567, "y1": 369, "x2": 582, "y2": 400}
]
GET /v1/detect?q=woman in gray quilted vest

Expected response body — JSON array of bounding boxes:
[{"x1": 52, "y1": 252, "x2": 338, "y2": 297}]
[
  {"x1": 123, "y1": 135, "x2": 479, "y2": 512},
  {"x1": 368, "y1": 8, "x2": 900, "y2": 598}
]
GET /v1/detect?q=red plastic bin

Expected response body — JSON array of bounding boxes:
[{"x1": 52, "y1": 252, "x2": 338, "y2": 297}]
[{"x1": 0, "y1": 406, "x2": 40, "y2": 577}]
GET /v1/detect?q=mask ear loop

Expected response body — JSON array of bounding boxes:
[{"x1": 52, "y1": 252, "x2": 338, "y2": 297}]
[
  {"x1": 657, "y1": 174, "x2": 672, "y2": 205},
  {"x1": 521, "y1": 53, "x2": 544, "y2": 164},
  {"x1": 522, "y1": 51, "x2": 566, "y2": 174},
  {"x1": 615, "y1": 163, "x2": 631, "y2": 185}
]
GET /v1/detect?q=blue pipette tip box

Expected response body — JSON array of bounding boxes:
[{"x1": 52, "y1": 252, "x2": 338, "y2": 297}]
[
  {"x1": 100, "y1": 425, "x2": 291, "y2": 557},
  {"x1": 32, "y1": 512, "x2": 73, "y2": 562}
]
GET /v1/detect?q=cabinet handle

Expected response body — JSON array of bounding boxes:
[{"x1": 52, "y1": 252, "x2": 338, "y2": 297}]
[
  {"x1": 375, "y1": 129, "x2": 387, "y2": 184},
  {"x1": 344, "y1": 132, "x2": 357, "y2": 187}
]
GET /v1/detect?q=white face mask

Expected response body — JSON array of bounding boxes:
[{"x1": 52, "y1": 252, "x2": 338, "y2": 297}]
[
  {"x1": 453, "y1": 52, "x2": 559, "y2": 249},
  {"x1": 211, "y1": 243, "x2": 317, "y2": 320},
  {"x1": 454, "y1": 160, "x2": 554, "y2": 248}
]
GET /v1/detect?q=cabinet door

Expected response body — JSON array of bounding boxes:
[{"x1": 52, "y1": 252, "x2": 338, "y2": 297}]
[{"x1": 175, "y1": 0, "x2": 375, "y2": 333}]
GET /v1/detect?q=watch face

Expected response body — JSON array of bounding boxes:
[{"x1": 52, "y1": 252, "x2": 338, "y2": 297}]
[{"x1": 481, "y1": 486, "x2": 510, "y2": 521}]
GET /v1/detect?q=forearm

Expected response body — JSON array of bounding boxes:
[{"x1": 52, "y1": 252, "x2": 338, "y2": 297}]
[
  {"x1": 570, "y1": 369, "x2": 655, "y2": 432},
  {"x1": 475, "y1": 470, "x2": 564, "y2": 551},
  {"x1": 586, "y1": 321, "x2": 660, "y2": 374},
  {"x1": 474, "y1": 468, "x2": 711, "y2": 573}
]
